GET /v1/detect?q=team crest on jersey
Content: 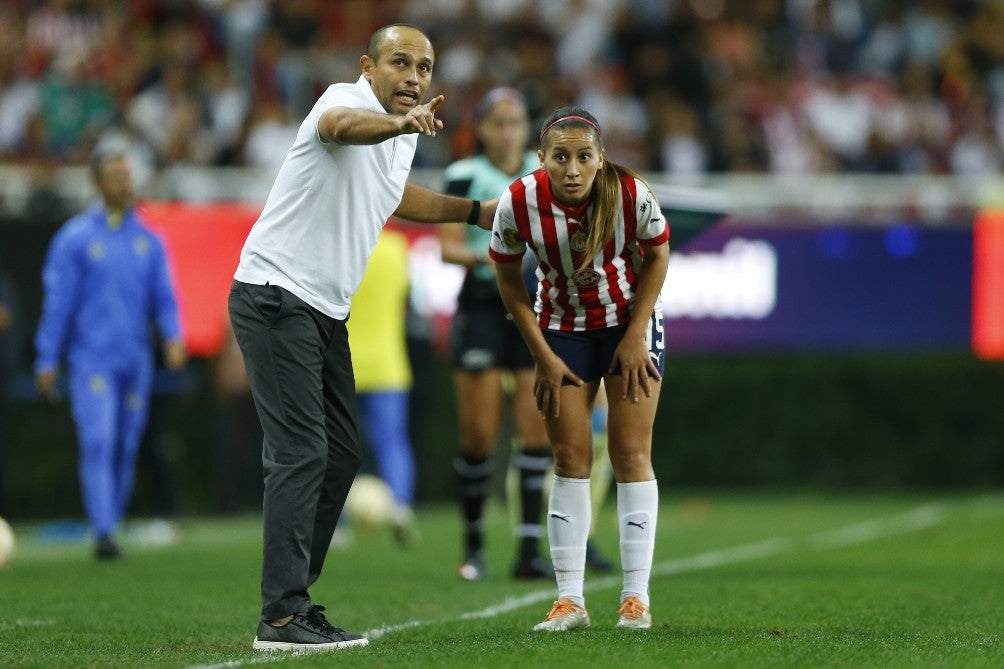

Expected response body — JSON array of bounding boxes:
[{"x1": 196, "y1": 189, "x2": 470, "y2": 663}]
[
  {"x1": 87, "y1": 242, "x2": 105, "y2": 260},
  {"x1": 571, "y1": 268, "x2": 601, "y2": 288},
  {"x1": 502, "y1": 227, "x2": 523, "y2": 248},
  {"x1": 570, "y1": 231, "x2": 588, "y2": 253},
  {"x1": 133, "y1": 236, "x2": 150, "y2": 256}
]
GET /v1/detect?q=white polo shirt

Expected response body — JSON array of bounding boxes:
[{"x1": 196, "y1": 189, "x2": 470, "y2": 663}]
[{"x1": 234, "y1": 75, "x2": 418, "y2": 319}]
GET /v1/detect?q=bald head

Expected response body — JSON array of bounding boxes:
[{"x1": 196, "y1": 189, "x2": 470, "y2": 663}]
[{"x1": 367, "y1": 24, "x2": 431, "y2": 63}]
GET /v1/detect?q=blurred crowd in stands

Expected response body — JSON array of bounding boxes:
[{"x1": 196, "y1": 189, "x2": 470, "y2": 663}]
[{"x1": 1, "y1": 0, "x2": 1004, "y2": 182}]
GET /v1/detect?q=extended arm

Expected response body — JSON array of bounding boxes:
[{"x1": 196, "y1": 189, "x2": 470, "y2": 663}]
[{"x1": 317, "y1": 95, "x2": 445, "y2": 144}]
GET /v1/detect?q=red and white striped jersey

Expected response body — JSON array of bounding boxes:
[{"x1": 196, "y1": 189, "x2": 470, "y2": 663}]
[{"x1": 489, "y1": 168, "x2": 669, "y2": 331}]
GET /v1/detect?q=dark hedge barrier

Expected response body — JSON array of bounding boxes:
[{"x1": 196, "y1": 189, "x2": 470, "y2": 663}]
[{"x1": 3, "y1": 352, "x2": 1001, "y2": 520}]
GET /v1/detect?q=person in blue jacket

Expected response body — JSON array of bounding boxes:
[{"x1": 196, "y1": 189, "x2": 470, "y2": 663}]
[{"x1": 34, "y1": 145, "x2": 186, "y2": 560}]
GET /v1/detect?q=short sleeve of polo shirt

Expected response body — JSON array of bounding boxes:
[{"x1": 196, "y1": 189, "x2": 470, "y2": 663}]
[
  {"x1": 488, "y1": 188, "x2": 526, "y2": 262},
  {"x1": 312, "y1": 83, "x2": 370, "y2": 142},
  {"x1": 636, "y1": 182, "x2": 669, "y2": 246}
]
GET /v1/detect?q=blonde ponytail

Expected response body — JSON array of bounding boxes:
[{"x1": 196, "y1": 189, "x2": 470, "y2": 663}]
[{"x1": 578, "y1": 161, "x2": 654, "y2": 270}]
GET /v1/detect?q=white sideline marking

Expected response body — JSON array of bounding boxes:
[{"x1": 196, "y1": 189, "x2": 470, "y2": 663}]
[
  {"x1": 808, "y1": 503, "x2": 944, "y2": 549},
  {"x1": 0, "y1": 619, "x2": 55, "y2": 631},
  {"x1": 187, "y1": 502, "x2": 950, "y2": 669}
]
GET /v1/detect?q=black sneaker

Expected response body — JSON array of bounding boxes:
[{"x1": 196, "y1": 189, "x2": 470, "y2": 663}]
[
  {"x1": 252, "y1": 605, "x2": 368, "y2": 652},
  {"x1": 512, "y1": 556, "x2": 555, "y2": 580},
  {"x1": 95, "y1": 536, "x2": 122, "y2": 560},
  {"x1": 585, "y1": 539, "x2": 614, "y2": 572}
]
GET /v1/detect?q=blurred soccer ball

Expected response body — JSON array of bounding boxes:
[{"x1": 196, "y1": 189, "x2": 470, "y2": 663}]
[
  {"x1": 0, "y1": 516, "x2": 15, "y2": 568},
  {"x1": 344, "y1": 474, "x2": 394, "y2": 530}
]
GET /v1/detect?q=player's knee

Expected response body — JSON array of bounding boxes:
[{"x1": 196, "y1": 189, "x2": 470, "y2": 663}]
[
  {"x1": 610, "y1": 448, "x2": 653, "y2": 480},
  {"x1": 460, "y1": 434, "x2": 496, "y2": 457},
  {"x1": 552, "y1": 446, "x2": 591, "y2": 479}
]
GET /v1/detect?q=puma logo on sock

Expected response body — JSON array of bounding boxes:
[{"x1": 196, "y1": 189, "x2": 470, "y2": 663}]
[
  {"x1": 549, "y1": 512, "x2": 570, "y2": 523},
  {"x1": 627, "y1": 520, "x2": 647, "y2": 530}
]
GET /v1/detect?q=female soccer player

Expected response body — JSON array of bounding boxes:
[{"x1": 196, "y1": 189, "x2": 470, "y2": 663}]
[{"x1": 490, "y1": 106, "x2": 669, "y2": 631}]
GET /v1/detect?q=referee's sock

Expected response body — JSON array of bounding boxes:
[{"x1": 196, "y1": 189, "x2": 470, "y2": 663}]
[
  {"x1": 454, "y1": 453, "x2": 494, "y2": 558},
  {"x1": 514, "y1": 445, "x2": 552, "y2": 562}
]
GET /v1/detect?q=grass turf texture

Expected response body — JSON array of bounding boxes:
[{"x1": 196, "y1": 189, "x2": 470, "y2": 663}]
[{"x1": 1, "y1": 492, "x2": 1002, "y2": 668}]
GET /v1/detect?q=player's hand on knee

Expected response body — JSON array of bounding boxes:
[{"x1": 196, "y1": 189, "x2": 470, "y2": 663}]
[
  {"x1": 611, "y1": 341, "x2": 660, "y2": 404},
  {"x1": 534, "y1": 356, "x2": 581, "y2": 418}
]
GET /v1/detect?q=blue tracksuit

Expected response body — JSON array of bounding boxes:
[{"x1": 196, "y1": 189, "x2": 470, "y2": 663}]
[{"x1": 35, "y1": 203, "x2": 182, "y2": 538}]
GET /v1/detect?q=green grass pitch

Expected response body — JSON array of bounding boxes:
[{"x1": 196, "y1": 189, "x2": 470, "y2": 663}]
[{"x1": 1, "y1": 492, "x2": 1002, "y2": 668}]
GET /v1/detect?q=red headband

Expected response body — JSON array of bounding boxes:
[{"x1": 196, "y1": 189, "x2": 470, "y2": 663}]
[{"x1": 539, "y1": 115, "x2": 602, "y2": 142}]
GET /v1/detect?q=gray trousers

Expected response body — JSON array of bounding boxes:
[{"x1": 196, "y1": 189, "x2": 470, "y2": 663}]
[{"x1": 228, "y1": 280, "x2": 361, "y2": 621}]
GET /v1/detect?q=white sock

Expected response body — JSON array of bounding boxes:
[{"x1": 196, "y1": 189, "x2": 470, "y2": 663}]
[
  {"x1": 618, "y1": 479, "x2": 658, "y2": 607},
  {"x1": 547, "y1": 476, "x2": 591, "y2": 608}
]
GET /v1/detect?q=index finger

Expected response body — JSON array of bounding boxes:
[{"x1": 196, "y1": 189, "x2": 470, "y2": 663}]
[{"x1": 426, "y1": 94, "x2": 445, "y2": 112}]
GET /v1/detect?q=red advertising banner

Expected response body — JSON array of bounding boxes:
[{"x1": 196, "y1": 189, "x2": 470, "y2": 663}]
[
  {"x1": 973, "y1": 211, "x2": 1004, "y2": 360},
  {"x1": 141, "y1": 202, "x2": 259, "y2": 357}
]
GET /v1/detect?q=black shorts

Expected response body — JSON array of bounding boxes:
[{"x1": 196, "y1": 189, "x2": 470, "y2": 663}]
[
  {"x1": 450, "y1": 301, "x2": 535, "y2": 372},
  {"x1": 542, "y1": 311, "x2": 666, "y2": 383}
]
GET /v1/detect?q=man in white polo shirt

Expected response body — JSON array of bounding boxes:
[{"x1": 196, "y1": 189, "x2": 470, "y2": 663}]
[{"x1": 229, "y1": 23, "x2": 496, "y2": 653}]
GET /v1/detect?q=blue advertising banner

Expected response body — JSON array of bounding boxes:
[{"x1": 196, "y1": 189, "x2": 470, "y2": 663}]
[{"x1": 663, "y1": 223, "x2": 973, "y2": 352}]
